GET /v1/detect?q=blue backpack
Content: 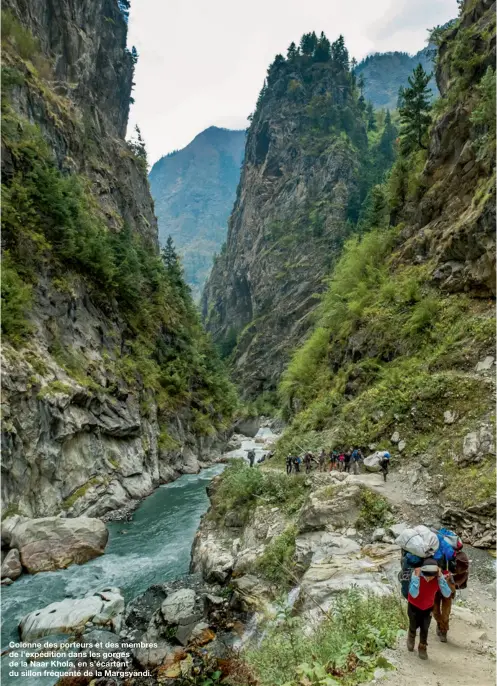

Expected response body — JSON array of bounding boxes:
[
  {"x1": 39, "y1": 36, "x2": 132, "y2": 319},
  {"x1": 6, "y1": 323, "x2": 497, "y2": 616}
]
[{"x1": 399, "y1": 552, "x2": 424, "y2": 599}]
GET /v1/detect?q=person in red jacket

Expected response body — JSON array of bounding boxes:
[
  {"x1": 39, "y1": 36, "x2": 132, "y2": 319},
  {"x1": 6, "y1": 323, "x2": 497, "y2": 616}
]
[{"x1": 407, "y1": 558, "x2": 452, "y2": 660}]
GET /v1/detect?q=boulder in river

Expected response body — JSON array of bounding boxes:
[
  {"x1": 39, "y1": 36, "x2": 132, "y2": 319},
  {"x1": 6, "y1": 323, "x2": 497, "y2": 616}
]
[
  {"x1": 7, "y1": 515, "x2": 108, "y2": 573},
  {"x1": 19, "y1": 587, "x2": 124, "y2": 640},
  {"x1": 1, "y1": 548, "x2": 22, "y2": 580}
]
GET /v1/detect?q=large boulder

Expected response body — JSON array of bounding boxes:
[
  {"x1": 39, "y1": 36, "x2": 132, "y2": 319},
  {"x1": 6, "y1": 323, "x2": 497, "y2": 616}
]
[
  {"x1": 19, "y1": 588, "x2": 124, "y2": 640},
  {"x1": 8, "y1": 515, "x2": 108, "y2": 573},
  {"x1": 1, "y1": 548, "x2": 22, "y2": 580},
  {"x1": 190, "y1": 526, "x2": 235, "y2": 583},
  {"x1": 298, "y1": 483, "x2": 361, "y2": 531}
]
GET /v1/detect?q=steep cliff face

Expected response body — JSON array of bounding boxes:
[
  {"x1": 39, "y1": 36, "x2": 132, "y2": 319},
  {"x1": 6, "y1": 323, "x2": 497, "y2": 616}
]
[
  {"x1": 277, "y1": 0, "x2": 496, "y2": 545},
  {"x1": 203, "y1": 38, "x2": 389, "y2": 396},
  {"x1": 149, "y1": 127, "x2": 246, "y2": 301},
  {"x1": 1, "y1": 1, "x2": 235, "y2": 519}
]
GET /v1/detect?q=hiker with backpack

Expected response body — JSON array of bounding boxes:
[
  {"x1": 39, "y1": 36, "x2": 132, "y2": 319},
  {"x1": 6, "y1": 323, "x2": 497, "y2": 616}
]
[
  {"x1": 379, "y1": 451, "x2": 390, "y2": 482},
  {"x1": 433, "y1": 530, "x2": 470, "y2": 642},
  {"x1": 329, "y1": 449, "x2": 338, "y2": 471},
  {"x1": 351, "y1": 448, "x2": 362, "y2": 475},
  {"x1": 337, "y1": 452, "x2": 345, "y2": 472},
  {"x1": 343, "y1": 449, "x2": 352, "y2": 473},
  {"x1": 286, "y1": 455, "x2": 293, "y2": 474},
  {"x1": 318, "y1": 449, "x2": 326, "y2": 472},
  {"x1": 406, "y1": 559, "x2": 452, "y2": 660},
  {"x1": 247, "y1": 449, "x2": 255, "y2": 467},
  {"x1": 304, "y1": 452, "x2": 313, "y2": 474},
  {"x1": 293, "y1": 455, "x2": 302, "y2": 473}
]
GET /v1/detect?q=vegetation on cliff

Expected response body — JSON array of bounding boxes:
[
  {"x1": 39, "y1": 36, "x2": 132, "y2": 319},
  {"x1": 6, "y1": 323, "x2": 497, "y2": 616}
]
[
  {"x1": 1, "y1": 9, "x2": 237, "y2": 439},
  {"x1": 277, "y1": 1, "x2": 496, "y2": 511},
  {"x1": 204, "y1": 31, "x2": 398, "y2": 395}
]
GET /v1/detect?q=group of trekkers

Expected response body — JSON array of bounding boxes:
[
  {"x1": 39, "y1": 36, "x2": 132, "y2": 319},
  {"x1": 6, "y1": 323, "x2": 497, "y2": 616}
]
[
  {"x1": 398, "y1": 525, "x2": 470, "y2": 661},
  {"x1": 285, "y1": 447, "x2": 391, "y2": 480}
]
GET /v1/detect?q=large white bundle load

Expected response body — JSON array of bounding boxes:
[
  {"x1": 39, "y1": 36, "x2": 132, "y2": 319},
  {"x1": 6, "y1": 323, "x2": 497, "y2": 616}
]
[
  {"x1": 395, "y1": 525, "x2": 439, "y2": 558},
  {"x1": 363, "y1": 452, "x2": 382, "y2": 472}
]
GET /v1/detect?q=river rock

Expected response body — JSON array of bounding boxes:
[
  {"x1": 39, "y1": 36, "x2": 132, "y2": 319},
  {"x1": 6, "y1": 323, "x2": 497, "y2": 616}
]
[
  {"x1": 8, "y1": 515, "x2": 108, "y2": 573},
  {"x1": 19, "y1": 588, "x2": 124, "y2": 640},
  {"x1": 1, "y1": 548, "x2": 22, "y2": 580},
  {"x1": 190, "y1": 528, "x2": 235, "y2": 583}
]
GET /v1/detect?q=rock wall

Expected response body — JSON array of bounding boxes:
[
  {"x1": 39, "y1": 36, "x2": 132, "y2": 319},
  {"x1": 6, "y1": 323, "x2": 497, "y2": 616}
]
[
  {"x1": 1, "y1": 0, "x2": 226, "y2": 519},
  {"x1": 202, "y1": 51, "x2": 366, "y2": 396}
]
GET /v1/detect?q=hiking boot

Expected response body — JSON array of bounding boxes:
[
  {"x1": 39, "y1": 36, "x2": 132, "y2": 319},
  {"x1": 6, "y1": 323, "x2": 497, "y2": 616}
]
[
  {"x1": 439, "y1": 632, "x2": 448, "y2": 643},
  {"x1": 418, "y1": 643, "x2": 428, "y2": 660},
  {"x1": 407, "y1": 632, "x2": 415, "y2": 652}
]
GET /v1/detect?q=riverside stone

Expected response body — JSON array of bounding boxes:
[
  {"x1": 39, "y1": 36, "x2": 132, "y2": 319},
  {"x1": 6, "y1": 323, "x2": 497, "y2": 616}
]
[
  {"x1": 8, "y1": 515, "x2": 108, "y2": 573},
  {"x1": 0, "y1": 548, "x2": 21, "y2": 580},
  {"x1": 19, "y1": 588, "x2": 124, "y2": 640}
]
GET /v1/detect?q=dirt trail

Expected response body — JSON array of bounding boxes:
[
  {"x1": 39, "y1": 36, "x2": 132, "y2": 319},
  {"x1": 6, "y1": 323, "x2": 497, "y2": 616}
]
[{"x1": 346, "y1": 471, "x2": 496, "y2": 686}]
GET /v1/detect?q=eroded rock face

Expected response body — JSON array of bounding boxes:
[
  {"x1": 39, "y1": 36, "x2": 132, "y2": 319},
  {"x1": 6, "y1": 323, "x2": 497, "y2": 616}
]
[
  {"x1": 19, "y1": 588, "x2": 124, "y2": 640},
  {"x1": 0, "y1": 548, "x2": 22, "y2": 580},
  {"x1": 298, "y1": 483, "x2": 361, "y2": 532},
  {"x1": 0, "y1": 0, "x2": 227, "y2": 520},
  {"x1": 7, "y1": 515, "x2": 108, "y2": 573},
  {"x1": 203, "y1": 63, "x2": 363, "y2": 396}
]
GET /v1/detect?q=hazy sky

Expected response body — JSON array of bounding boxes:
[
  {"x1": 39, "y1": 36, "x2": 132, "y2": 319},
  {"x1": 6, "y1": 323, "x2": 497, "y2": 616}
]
[{"x1": 127, "y1": 0, "x2": 457, "y2": 165}]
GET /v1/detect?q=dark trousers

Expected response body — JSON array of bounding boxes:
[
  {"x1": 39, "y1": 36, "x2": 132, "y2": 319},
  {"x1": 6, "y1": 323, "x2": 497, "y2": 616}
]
[
  {"x1": 408, "y1": 602, "x2": 432, "y2": 645},
  {"x1": 286, "y1": 463, "x2": 292, "y2": 474}
]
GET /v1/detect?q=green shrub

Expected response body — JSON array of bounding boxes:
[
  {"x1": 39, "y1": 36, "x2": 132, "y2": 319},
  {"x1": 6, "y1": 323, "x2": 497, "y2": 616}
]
[
  {"x1": 211, "y1": 460, "x2": 309, "y2": 522},
  {"x1": 356, "y1": 489, "x2": 393, "y2": 530},
  {"x1": 244, "y1": 589, "x2": 406, "y2": 686},
  {"x1": 1, "y1": 10, "x2": 40, "y2": 60},
  {"x1": 254, "y1": 525, "x2": 298, "y2": 587},
  {"x1": 1, "y1": 252, "x2": 33, "y2": 340}
]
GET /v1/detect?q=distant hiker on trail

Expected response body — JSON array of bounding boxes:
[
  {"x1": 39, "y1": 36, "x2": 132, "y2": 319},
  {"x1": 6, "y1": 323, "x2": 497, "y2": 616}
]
[
  {"x1": 286, "y1": 455, "x2": 293, "y2": 474},
  {"x1": 379, "y1": 451, "x2": 390, "y2": 482},
  {"x1": 407, "y1": 559, "x2": 452, "y2": 660},
  {"x1": 351, "y1": 448, "x2": 362, "y2": 475},
  {"x1": 343, "y1": 449, "x2": 352, "y2": 473},
  {"x1": 304, "y1": 452, "x2": 313, "y2": 473},
  {"x1": 338, "y1": 452, "x2": 345, "y2": 472},
  {"x1": 247, "y1": 449, "x2": 255, "y2": 467},
  {"x1": 433, "y1": 535, "x2": 470, "y2": 643},
  {"x1": 293, "y1": 455, "x2": 301, "y2": 473},
  {"x1": 329, "y1": 449, "x2": 338, "y2": 471},
  {"x1": 318, "y1": 449, "x2": 326, "y2": 472}
]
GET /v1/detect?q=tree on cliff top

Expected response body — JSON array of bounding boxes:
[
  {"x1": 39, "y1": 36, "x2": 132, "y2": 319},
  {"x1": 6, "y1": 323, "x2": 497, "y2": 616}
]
[{"x1": 398, "y1": 63, "x2": 432, "y2": 153}]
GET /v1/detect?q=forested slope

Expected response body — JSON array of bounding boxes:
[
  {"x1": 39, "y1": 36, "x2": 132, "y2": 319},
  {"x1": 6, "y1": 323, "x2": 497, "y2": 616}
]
[
  {"x1": 277, "y1": 0, "x2": 496, "y2": 544},
  {"x1": 1, "y1": 0, "x2": 236, "y2": 519}
]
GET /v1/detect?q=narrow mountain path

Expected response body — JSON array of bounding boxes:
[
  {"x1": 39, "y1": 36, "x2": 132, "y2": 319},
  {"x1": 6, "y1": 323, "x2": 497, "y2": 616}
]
[{"x1": 345, "y1": 471, "x2": 496, "y2": 686}]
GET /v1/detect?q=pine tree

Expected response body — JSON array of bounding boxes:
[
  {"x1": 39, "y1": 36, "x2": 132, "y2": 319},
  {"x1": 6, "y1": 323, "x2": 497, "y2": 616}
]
[
  {"x1": 300, "y1": 32, "x2": 318, "y2": 56},
  {"x1": 364, "y1": 185, "x2": 388, "y2": 228},
  {"x1": 357, "y1": 74, "x2": 365, "y2": 95},
  {"x1": 313, "y1": 31, "x2": 331, "y2": 62},
  {"x1": 287, "y1": 41, "x2": 299, "y2": 60},
  {"x1": 398, "y1": 63, "x2": 432, "y2": 154},
  {"x1": 366, "y1": 102, "x2": 376, "y2": 130},
  {"x1": 162, "y1": 236, "x2": 184, "y2": 291},
  {"x1": 331, "y1": 35, "x2": 349, "y2": 71},
  {"x1": 131, "y1": 46, "x2": 138, "y2": 65},
  {"x1": 379, "y1": 110, "x2": 397, "y2": 164}
]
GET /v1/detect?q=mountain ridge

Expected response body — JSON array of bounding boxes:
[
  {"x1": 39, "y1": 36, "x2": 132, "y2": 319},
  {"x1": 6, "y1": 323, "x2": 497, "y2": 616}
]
[{"x1": 149, "y1": 126, "x2": 246, "y2": 299}]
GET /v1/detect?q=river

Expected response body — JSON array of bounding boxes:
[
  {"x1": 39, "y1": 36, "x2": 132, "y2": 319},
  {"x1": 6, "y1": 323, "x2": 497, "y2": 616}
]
[
  {"x1": 1, "y1": 464, "x2": 224, "y2": 685},
  {"x1": 1, "y1": 429, "x2": 276, "y2": 685}
]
